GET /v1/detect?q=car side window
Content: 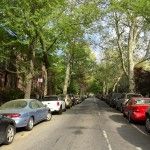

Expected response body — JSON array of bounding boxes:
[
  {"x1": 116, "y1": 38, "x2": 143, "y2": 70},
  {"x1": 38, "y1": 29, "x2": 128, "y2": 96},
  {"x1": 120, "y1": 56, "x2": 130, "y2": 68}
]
[
  {"x1": 29, "y1": 101, "x2": 40, "y2": 109},
  {"x1": 36, "y1": 100, "x2": 44, "y2": 108},
  {"x1": 60, "y1": 96, "x2": 65, "y2": 101}
]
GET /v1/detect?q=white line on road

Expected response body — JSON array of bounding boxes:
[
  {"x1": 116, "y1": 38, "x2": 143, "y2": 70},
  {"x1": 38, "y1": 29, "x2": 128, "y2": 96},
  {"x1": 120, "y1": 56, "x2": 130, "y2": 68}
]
[
  {"x1": 131, "y1": 124, "x2": 148, "y2": 136},
  {"x1": 102, "y1": 130, "x2": 112, "y2": 150}
]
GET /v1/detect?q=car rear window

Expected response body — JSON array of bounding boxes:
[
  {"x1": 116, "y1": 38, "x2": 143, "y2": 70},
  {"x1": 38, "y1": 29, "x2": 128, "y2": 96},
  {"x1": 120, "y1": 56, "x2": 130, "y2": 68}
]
[
  {"x1": 135, "y1": 99, "x2": 150, "y2": 104},
  {"x1": 43, "y1": 96, "x2": 58, "y2": 101},
  {"x1": 0, "y1": 100, "x2": 27, "y2": 109}
]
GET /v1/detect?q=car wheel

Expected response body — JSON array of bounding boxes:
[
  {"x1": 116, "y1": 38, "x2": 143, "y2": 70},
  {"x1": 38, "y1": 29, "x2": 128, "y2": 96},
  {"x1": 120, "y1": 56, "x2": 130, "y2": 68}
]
[
  {"x1": 58, "y1": 106, "x2": 62, "y2": 114},
  {"x1": 46, "y1": 111, "x2": 52, "y2": 121},
  {"x1": 25, "y1": 117, "x2": 34, "y2": 131},
  {"x1": 4, "y1": 125, "x2": 15, "y2": 145},
  {"x1": 63, "y1": 107, "x2": 66, "y2": 112},
  {"x1": 145, "y1": 117, "x2": 150, "y2": 133},
  {"x1": 123, "y1": 112, "x2": 126, "y2": 118},
  {"x1": 128, "y1": 113, "x2": 133, "y2": 123}
]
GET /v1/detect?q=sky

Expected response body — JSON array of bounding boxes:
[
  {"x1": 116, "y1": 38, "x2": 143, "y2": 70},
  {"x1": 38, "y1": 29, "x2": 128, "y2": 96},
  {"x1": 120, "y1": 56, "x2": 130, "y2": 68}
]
[{"x1": 84, "y1": 32, "x2": 104, "y2": 63}]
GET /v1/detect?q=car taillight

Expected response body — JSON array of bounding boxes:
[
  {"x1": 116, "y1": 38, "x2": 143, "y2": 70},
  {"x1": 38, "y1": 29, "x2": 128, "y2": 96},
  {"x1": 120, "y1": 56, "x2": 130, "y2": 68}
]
[
  {"x1": 5, "y1": 113, "x2": 21, "y2": 118},
  {"x1": 57, "y1": 102, "x2": 60, "y2": 106}
]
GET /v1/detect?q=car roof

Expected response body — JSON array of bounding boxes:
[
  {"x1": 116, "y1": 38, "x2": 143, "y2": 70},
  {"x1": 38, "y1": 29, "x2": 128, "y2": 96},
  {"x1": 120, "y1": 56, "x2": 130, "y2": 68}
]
[
  {"x1": 132, "y1": 97, "x2": 150, "y2": 100},
  {"x1": 6, "y1": 99, "x2": 37, "y2": 103}
]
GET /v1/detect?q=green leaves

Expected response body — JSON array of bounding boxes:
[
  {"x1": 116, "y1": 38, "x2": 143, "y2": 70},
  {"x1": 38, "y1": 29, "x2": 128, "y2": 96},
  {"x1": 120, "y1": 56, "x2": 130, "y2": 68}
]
[{"x1": 0, "y1": 0, "x2": 103, "y2": 96}]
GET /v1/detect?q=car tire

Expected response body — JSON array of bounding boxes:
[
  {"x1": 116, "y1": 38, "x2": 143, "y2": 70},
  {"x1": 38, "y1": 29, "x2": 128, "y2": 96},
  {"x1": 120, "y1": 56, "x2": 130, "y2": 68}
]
[
  {"x1": 25, "y1": 117, "x2": 34, "y2": 131},
  {"x1": 46, "y1": 111, "x2": 52, "y2": 121},
  {"x1": 145, "y1": 117, "x2": 150, "y2": 133},
  {"x1": 4, "y1": 125, "x2": 15, "y2": 145},
  {"x1": 58, "y1": 106, "x2": 62, "y2": 114},
  {"x1": 123, "y1": 112, "x2": 126, "y2": 118},
  {"x1": 128, "y1": 113, "x2": 133, "y2": 123}
]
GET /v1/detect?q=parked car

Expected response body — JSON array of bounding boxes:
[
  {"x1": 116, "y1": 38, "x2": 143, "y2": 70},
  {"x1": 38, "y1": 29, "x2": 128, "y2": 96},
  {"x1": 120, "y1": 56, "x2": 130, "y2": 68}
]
[
  {"x1": 0, "y1": 115, "x2": 16, "y2": 145},
  {"x1": 96, "y1": 93, "x2": 102, "y2": 99},
  {"x1": 61, "y1": 94, "x2": 73, "y2": 108},
  {"x1": 116, "y1": 93, "x2": 142, "y2": 112},
  {"x1": 42, "y1": 95, "x2": 66, "y2": 114},
  {"x1": 105, "y1": 93, "x2": 113, "y2": 105},
  {"x1": 0, "y1": 99, "x2": 52, "y2": 131},
  {"x1": 74, "y1": 95, "x2": 81, "y2": 104},
  {"x1": 69, "y1": 94, "x2": 76, "y2": 105},
  {"x1": 81, "y1": 95, "x2": 87, "y2": 101},
  {"x1": 145, "y1": 108, "x2": 150, "y2": 132},
  {"x1": 123, "y1": 97, "x2": 150, "y2": 122},
  {"x1": 109, "y1": 93, "x2": 122, "y2": 107}
]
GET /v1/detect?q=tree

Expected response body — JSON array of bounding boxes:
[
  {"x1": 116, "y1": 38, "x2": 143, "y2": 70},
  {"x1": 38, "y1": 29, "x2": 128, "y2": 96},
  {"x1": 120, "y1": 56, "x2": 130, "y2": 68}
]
[
  {"x1": 0, "y1": 0, "x2": 101, "y2": 99},
  {"x1": 96, "y1": 0, "x2": 150, "y2": 92}
]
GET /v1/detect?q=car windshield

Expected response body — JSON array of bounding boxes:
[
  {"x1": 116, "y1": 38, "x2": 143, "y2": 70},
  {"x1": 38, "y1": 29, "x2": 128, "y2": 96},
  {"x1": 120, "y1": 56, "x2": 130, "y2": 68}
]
[
  {"x1": 43, "y1": 96, "x2": 58, "y2": 101},
  {"x1": 0, "y1": 100, "x2": 27, "y2": 109},
  {"x1": 135, "y1": 99, "x2": 150, "y2": 105}
]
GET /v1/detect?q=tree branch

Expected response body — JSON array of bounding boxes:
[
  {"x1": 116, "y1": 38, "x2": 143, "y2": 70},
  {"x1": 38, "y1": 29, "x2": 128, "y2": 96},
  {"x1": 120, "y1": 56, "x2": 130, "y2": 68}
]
[
  {"x1": 113, "y1": 13, "x2": 128, "y2": 77},
  {"x1": 4, "y1": 62, "x2": 25, "y2": 74},
  {"x1": 135, "y1": 40, "x2": 150, "y2": 66}
]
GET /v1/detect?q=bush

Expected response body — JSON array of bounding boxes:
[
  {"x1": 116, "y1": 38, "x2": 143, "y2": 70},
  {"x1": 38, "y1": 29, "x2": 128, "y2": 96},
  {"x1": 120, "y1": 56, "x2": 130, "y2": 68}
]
[{"x1": 0, "y1": 88, "x2": 24, "y2": 105}]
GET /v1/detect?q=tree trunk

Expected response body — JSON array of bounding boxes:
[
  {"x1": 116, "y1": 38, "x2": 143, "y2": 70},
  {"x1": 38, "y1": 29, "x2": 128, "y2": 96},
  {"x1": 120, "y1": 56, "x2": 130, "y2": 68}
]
[
  {"x1": 102, "y1": 81, "x2": 106, "y2": 95},
  {"x1": 128, "y1": 18, "x2": 138, "y2": 92},
  {"x1": 128, "y1": 49, "x2": 135, "y2": 92},
  {"x1": 112, "y1": 75, "x2": 122, "y2": 92},
  {"x1": 24, "y1": 59, "x2": 34, "y2": 98},
  {"x1": 47, "y1": 69, "x2": 53, "y2": 95},
  {"x1": 106, "y1": 83, "x2": 109, "y2": 95},
  {"x1": 24, "y1": 38, "x2": 36, "y2": 99},
  {"x1": 63, "y1": 55, "x2": 71, "y2": 95},
  {"x1": 42, "y1": 64, "x2": 48, "y2": 96}
]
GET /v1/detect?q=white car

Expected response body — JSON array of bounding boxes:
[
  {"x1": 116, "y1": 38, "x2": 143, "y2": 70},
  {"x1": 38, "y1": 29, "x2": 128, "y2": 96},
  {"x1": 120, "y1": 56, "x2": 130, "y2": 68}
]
[{"x1": 42, "y1": 95, "x2": 66, "y2": 114}]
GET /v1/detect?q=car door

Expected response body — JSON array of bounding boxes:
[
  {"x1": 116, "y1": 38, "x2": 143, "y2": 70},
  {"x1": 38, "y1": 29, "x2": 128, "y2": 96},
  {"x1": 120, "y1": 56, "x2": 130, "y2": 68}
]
[
  {"x1": 0, "y1": 117, "x2": 4, "y2": 144},
  {"x1": 36, "y1": 100, "x2": 47, "y2": 120},
  {"x1": 124, "y1": 100, "x2": 129, "y2": 116},
  {"x1": 29, "y1": 101, "x2": 41, "y2": 123},
  {"x1": 126, "y1": 99, "x2": 133, "y2": 116},
  {"x1": 59, "y1": 96, "x2": 65, "y2": 110}
]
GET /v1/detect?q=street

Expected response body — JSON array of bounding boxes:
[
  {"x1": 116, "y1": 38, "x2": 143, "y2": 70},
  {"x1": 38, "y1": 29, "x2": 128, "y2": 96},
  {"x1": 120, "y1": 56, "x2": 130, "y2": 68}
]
[{"x1": 1, "y1": 97, "x2": 150, "y2": 150}]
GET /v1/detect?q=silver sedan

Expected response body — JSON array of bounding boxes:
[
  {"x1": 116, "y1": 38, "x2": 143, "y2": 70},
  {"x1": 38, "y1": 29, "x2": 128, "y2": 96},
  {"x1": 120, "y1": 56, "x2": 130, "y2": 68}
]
[{"x1": 0, "y1": 99, "x2": 52, "y2": 131}]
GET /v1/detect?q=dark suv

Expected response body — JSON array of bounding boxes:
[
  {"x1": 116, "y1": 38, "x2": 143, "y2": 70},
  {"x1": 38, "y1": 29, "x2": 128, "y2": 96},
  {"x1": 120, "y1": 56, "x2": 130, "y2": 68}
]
[{"x1": 0, "y1": 115, "x2": 16, "y2": 145}]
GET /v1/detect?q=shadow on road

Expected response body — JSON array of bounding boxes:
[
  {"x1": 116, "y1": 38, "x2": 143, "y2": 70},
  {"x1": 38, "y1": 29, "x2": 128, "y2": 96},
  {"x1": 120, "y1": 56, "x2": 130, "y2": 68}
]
[
  {"x1": 109, "y1": 111, "x2": 150, "y2": 150},
  {"x1": 109, "y1": 114, "x2": 127, "y2": 124},
  {"x1": 117, "y1": 124, "x2": 150, "y2": 150}
]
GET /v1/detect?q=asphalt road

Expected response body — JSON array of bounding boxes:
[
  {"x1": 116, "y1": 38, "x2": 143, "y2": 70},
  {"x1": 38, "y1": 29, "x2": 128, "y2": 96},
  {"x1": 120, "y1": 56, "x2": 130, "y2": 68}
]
[{"x1": 1, "y1": 97, "x2": 150, "y2": 150}]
